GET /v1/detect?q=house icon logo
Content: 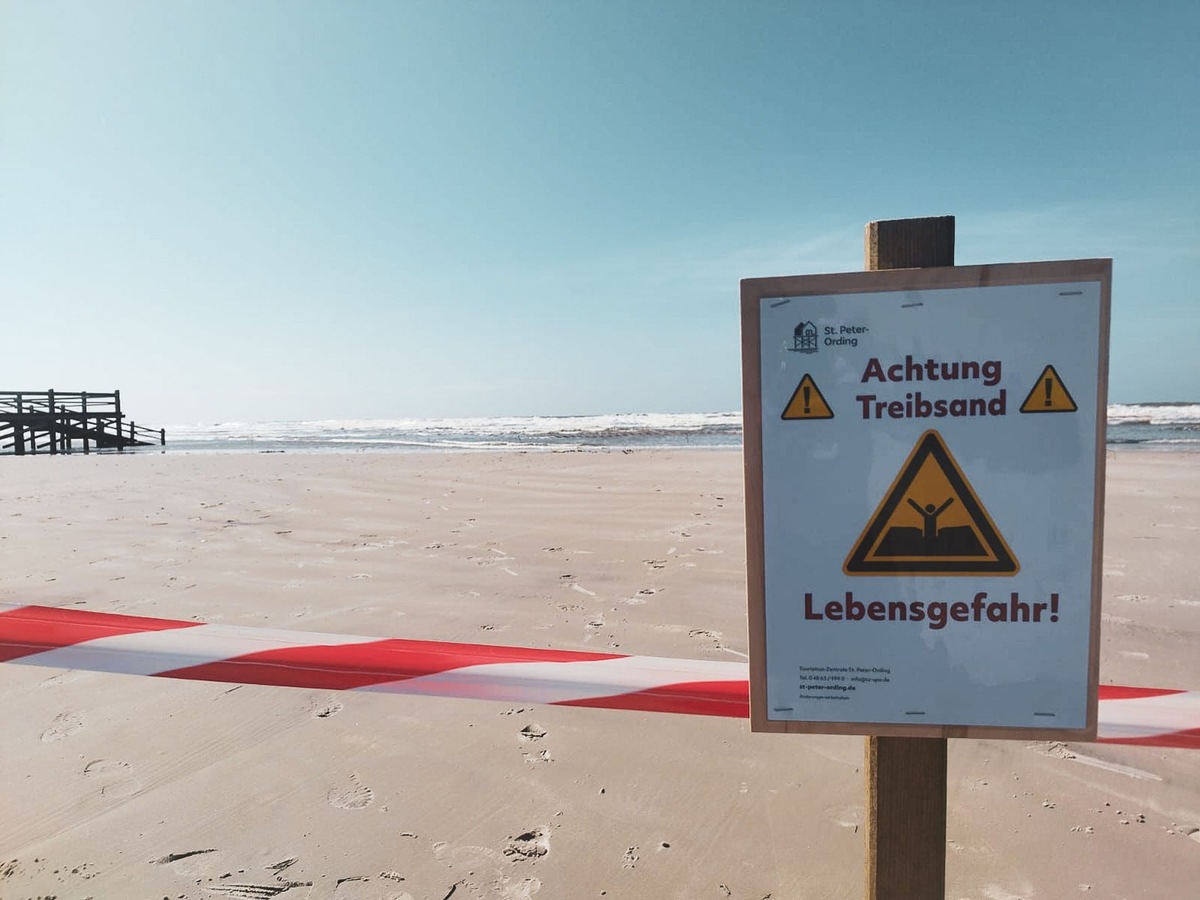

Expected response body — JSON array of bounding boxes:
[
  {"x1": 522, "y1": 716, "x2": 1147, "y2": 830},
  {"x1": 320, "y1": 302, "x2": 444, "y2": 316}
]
[{"x1": 790, "y1": 321, "x2": 819, "y2": 353}]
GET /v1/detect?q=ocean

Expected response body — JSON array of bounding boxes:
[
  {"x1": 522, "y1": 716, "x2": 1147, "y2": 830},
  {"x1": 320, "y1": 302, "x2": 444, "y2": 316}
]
[{"x1": 160, "y1": 404, "x2": 1199, "y2": 454}]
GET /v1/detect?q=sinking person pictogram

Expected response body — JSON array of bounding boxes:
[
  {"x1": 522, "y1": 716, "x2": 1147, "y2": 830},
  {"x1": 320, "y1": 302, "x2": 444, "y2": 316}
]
[
  {"x1": 781, "y1": 374, "x2": 834, "y2": 420},
  {"x1": 844, "y1": 430, "x2": 1018, "y2": 575},
  {"x1": 1020, "y1": 364, "x2": 1078, "y2": 414}
]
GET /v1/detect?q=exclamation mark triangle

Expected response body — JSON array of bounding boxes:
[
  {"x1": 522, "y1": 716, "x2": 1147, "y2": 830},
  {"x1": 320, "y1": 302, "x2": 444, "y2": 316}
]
[
  {"x1": 1020, "y1": 364, "x2": 1078, "y2": 414},
  {"x1": 781, "y1": 374, "x2": 834, "y2": 420}
]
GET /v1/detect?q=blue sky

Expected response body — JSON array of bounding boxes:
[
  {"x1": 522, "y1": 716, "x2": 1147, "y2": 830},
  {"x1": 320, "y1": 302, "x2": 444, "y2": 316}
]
[{"x1": 2, "y1": 1, "x2": 1196, "y2": 425}]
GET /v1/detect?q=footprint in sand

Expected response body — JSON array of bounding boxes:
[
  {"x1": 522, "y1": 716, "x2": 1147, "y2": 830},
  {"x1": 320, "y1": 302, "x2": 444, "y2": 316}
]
[
  {"x1": 433, "y1": 840, "x2": 507, "y2": 870},
  {"x1": 431, "y1": 843, "x2": 541, "y2": 898},
  {"x1": 41, "y1": 710, "x2": 83, "y2": 742},
  {"x1": 327, "y1": 773, "x2": 374, "y2": 810},
  {"x1": 311, "y1": 699, "x2": 344, "y2": 719},
  {"x1": 152, "y1": 848, "x2": 218, "y2": 865},
  {"x1": 504, "y1": 828, "x2": 550, "y2": 861},
  {"x1": 519, "y1": 725, "x2": 550, "y2": 763},
  {"x1": 39, "y1": 671, "x2": 89, "y2": 688},
  {"x1": 624, "y1": 587, "x2": 658, "y2": 606},
  {"x1": 689, "y1": 629, "x2": 728, "y2": 652},
  {"x1": 499, "y1": 877, "x2": 541, "y2": 899},
  {"x1": 620, "y1": 845, "x2": 640, "y2": 869},
  {"x1": 83, "y1": 758, "x2": 143, "y2": 799}
]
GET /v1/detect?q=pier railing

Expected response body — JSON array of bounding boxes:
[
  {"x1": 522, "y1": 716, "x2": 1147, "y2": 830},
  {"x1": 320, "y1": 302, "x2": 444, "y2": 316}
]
[{"x1": 0, "y1": 390, "x2": 165, "y2": 455}]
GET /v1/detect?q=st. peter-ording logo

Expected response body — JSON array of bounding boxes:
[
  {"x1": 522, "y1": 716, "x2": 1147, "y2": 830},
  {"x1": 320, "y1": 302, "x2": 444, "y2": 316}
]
[{"x1": 791, "y1": 321, "x2": 819, "y2": 353}]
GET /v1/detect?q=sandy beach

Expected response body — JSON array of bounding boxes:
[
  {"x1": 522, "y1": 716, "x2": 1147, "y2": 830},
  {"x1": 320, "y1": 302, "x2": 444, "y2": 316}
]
[{"x1": 2, "y1": 449, "x2": 1198, "y2": 899}]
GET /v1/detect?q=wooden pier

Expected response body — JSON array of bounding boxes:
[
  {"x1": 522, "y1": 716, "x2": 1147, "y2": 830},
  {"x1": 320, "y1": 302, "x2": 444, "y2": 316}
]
[{"x1": 0, "y1": 391, "x2": 165, "y2": 455}]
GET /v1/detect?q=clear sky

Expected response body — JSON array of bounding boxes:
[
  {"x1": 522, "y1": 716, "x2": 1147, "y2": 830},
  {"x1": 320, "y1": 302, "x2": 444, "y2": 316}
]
[{"x1": 2, "y1": 1, "x2": 1196, "y2": 426}]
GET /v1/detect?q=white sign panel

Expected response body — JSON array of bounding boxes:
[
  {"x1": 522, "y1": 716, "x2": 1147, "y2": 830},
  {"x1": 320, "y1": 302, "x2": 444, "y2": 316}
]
[{"x1": 742, "y1": 260, "x2": 1111, "y2": 739}]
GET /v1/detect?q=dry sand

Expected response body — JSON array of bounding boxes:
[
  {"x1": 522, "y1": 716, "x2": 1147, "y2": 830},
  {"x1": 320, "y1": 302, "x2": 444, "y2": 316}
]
[{"x1": 1, "y1": 449, "x2": 1198, "y2": 899}]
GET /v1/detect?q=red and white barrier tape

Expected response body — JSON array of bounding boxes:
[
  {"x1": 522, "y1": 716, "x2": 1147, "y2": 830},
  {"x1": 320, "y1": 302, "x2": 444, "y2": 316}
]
[{"x1": 2, "y1": 603, "x2": 1197, "y2": 748}]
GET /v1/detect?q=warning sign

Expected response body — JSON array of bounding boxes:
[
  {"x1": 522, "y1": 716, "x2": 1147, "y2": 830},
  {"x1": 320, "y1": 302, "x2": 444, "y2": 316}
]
[
  {"x1": 844, "y1": 430, "x2": 1018, "y2": 575},
  {"x1": 781, "y1": 374, "x2": 834, "y2": 420},
  {"x1": 1020, "y1": 364, "x2": 1078, "y2": 413},
  {"x1": 741, "y1": 258, "x2": 1110, "y2": 738}
]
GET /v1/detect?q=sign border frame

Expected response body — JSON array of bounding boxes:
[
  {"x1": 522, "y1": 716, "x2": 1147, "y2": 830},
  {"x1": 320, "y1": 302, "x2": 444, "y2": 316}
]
[{"x1": 741, "y1": 259, "x2": 1112, "y2": 740}]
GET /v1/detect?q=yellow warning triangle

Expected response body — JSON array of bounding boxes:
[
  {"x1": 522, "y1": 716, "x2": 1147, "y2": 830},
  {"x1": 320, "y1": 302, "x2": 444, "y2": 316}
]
[
  {"x1": 1020, "y1": 364, "x2": 1078, "y2": 414},
  {"x1": 844, "y1": 430, "x2": 1018, "y2": 576},
  {"x1": 781, "y1": 374, "x2": 834, "y2": 420}
]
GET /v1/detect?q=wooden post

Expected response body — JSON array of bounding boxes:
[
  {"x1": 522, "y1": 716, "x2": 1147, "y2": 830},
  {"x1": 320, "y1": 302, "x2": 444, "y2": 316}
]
[
  {"x1": 115, "y1": 389, "x2": 124, "y2": 451},
  {"x1": 82, "y1": 392, "x2": 90, "y2": 453},
  {"x1": 864, "y1": 214, "x2": 954, "y2": 900},
  {"x1": 14, "y1": 393, "x2": 25, "y2": 456},
  {"x1": 866, "y1": 217, "x2": 954, "y2": 271},
  {"x1": 47, "y1": 388, "x2": 57, "y2": 455}
]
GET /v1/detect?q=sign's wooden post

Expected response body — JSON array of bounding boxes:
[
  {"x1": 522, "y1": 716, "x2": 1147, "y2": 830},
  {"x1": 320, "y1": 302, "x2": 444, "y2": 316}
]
[
  {"x1": 866, "y1": 735, "x2": 947, "y2": 898},
  {"x1": 864, "y1": 214, "x2": 954, "y2": 900},
  {"x1": 740, "y1": 216, "x2": 1106, "y2": 900}
]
